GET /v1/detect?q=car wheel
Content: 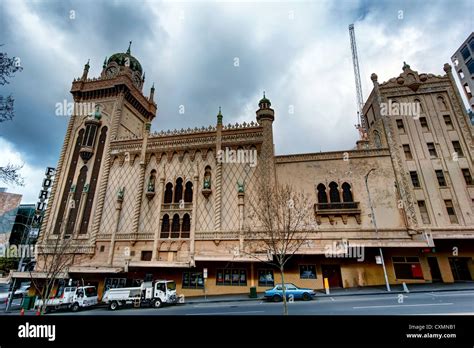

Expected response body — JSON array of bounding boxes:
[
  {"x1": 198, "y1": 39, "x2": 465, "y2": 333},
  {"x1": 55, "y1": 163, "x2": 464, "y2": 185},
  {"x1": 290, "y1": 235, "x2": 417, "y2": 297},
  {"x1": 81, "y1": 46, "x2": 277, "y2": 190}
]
[
  {"x1": 153, "y1": 299, "x2": 162, "y2": 308},
  {"x1": 302, "y1": 293, "x2": 311, "y2": 301},
  {"x1": 109, "y1": 301, "x2": 118, "y2": 311},
  {"x1": 71, "y1": 302, "x2": 80, "y2": 312},
  {"x1": 272, "y1": 295, "x2": 282, "y2": 302}
]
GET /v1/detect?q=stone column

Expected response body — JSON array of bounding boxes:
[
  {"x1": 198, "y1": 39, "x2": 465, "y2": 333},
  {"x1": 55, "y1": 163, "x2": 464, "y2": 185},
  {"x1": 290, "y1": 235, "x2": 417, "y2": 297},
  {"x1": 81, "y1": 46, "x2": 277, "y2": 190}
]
[
  {"x1": 131, "y1": 122, "x2": 151, "y2": 239},
  {"x1": 238, "y1": 191, "x2": 245, "y2": 252},
  {"x1": 214, "y1": 109, "x2": 223, "y2": 232},
  {"x1": 108, "y1": 193, "x2": 123, "y2": 266},
  {"x1": 152, "y1": 177, "x2": 165, "y2": 261},
  {"x1": 190, "y1": 170, "x2": 199, "y2": 265}
]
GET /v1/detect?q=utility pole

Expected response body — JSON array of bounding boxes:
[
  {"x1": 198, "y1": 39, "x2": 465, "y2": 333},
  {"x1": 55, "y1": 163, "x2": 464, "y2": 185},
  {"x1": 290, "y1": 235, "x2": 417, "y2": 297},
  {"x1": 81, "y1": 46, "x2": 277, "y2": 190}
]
[{"x1": 365, "y1": 168, "x2": 391, "y2": 292}]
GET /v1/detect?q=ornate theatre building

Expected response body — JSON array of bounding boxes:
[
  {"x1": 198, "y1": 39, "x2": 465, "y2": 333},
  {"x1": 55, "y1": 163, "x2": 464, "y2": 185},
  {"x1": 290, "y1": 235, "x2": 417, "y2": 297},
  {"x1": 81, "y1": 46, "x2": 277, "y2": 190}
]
[{"x1": 34, "y1": 45, "x2": 474, "y2": 297}]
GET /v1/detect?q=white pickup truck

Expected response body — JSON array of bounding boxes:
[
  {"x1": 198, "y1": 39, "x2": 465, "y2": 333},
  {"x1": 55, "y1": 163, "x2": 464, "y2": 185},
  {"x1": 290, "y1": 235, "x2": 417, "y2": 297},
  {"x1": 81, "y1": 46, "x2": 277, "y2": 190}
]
[
  {"x1": 102, "y1": 280, "x2": 177, "y2": 310},
  {"x1": 35, "y1": 285, "x2": 98, "y2": 313}
]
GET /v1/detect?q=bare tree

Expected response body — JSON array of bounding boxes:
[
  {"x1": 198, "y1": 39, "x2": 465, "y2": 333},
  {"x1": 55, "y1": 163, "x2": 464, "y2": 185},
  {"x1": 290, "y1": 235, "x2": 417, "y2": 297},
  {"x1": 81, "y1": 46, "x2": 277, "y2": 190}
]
[
  {"x1": 0, "y1": 46, "x2": 23, "y2": 122},
  {"x1": 0, "y1": 46, "x2": 24, "y2": 186},
  {"x1": 0, "y1": 163, "x2": 24, "y2": 186},
  {"x1": 244, "y1": 179, "x2": 314, "y2": 315},
  {"x1": 29, "y1": 237, "x2": 77, "y2": 314}
]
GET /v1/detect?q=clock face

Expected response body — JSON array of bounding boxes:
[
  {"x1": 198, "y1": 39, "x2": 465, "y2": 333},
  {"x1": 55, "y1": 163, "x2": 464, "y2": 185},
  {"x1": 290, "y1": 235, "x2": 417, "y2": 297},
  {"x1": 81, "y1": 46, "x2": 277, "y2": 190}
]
[
  {"x1": 106, "y1": 66, "x2": 117, "y2": 78},
  {"x1": 133, "y1": 74, "x2": 142, "y2": 87}
]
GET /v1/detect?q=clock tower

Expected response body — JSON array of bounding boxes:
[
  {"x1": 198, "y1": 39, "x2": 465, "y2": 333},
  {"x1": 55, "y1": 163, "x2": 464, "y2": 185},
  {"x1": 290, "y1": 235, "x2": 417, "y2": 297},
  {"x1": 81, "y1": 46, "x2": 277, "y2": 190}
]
[{"x1": 39, "y1": 42, "x2": 157, "y2": 253}]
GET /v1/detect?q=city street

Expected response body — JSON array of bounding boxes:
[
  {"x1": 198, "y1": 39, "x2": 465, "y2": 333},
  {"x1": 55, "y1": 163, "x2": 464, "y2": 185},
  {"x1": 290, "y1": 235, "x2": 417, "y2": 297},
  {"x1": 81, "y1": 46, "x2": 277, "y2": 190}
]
[{"x1": 36, "y1": 289, "x2": 474, "y2": 316}]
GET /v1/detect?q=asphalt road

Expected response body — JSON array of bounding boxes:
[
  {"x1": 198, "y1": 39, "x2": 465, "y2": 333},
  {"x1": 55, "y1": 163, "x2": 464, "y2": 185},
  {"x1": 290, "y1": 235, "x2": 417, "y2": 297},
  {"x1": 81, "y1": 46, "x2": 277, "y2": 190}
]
[{"x1": 39, "y1": 289, "x2": 474, "y2": 316}]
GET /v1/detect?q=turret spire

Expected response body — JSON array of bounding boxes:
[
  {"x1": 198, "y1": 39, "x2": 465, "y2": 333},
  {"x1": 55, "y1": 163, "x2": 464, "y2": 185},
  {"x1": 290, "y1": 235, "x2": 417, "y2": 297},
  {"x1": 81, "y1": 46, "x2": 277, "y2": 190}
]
[
  {"x1": 217, "y1": 106, "x2": 223, "y2": 125},
  {"x1": 127, "y1": 41, "x2": 132, "y2": 55}
]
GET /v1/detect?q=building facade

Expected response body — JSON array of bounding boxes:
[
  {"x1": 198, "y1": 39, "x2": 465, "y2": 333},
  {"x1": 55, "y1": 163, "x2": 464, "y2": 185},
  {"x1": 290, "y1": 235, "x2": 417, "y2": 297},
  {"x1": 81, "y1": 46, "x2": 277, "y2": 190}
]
[
  {"x1": 33, "y1": 45, "x2": 474, "y2": 298},
  {"x1": 0, "y1": 188, "x2": 22, "y2": 246},
  {"x1": 451, "y1": 32, "x2": 474, "y2": 111}
]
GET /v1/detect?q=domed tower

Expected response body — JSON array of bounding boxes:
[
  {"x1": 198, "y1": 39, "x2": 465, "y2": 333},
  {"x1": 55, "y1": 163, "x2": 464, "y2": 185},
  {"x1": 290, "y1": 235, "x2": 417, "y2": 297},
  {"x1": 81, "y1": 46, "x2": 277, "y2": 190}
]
[
  {"x1": 40, "y1": 42, "x2": 156, "y2": 252},
  {"x1": 256, "y1": 92, "x2": 276, "y2": 181},
  {"x1": 101, "y1": 41, "x2": 146, "y2": 91}
]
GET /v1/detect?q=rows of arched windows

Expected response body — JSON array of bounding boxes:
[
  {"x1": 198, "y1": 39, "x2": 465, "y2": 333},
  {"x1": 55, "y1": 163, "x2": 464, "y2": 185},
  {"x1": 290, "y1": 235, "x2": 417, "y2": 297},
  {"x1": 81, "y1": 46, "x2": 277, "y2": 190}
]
[
  {"x1": 163, "y1": 177, "x2": 193, "y2": 204},
  {"x1": 317, "y1": 182, "x2": 355, "y2": 208},
  {"x1": 161, "y1": 213, "x2": 190, "y2": 239}
]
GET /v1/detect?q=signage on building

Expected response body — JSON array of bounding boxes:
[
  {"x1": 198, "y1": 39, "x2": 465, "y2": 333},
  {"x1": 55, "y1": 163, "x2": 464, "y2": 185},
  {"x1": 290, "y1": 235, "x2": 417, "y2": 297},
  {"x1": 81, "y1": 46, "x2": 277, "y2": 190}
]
[
  {"x1": 203, "y1": 268, "x2": 208, "y2": 279},
  {"x1": 32, "y1": 167, "x2": 56, "y2": 228},
  {"x1": 375, "y1": 256, "x2": 382, "y2": 265}
]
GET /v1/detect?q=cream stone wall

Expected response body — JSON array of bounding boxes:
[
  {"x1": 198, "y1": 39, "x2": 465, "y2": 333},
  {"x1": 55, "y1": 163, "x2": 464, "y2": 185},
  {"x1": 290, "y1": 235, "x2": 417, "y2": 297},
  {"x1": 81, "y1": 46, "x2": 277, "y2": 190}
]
[{"x1": 275, "y1": 151, "x2": 406, "y2": 232}]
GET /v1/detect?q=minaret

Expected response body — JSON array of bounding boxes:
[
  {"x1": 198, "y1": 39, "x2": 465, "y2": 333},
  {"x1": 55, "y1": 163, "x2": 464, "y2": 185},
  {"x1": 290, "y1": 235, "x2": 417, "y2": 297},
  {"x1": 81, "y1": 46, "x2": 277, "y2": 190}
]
[
  {"x1": 81, "y1": 59, "x2": 90, "y2": 81},
  {"x1": 256, "y1": 92, "x2": 276, "y2": 183},
  {"x1": 149, "y1": 83, "x2": 155, "y2": 102}
]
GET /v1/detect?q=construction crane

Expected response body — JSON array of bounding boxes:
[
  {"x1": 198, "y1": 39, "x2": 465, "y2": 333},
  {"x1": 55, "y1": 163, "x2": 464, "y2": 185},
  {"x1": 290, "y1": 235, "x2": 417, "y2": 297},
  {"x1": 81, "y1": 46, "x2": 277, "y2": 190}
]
[{"x1": 348, "y1": 23, "x2": 367, "y2": 139}]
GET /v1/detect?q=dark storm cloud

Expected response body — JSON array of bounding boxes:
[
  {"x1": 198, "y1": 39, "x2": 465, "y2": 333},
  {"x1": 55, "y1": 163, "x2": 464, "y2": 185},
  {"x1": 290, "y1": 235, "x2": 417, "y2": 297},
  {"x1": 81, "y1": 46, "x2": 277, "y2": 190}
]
[
  {"x1": 1, "y1": 0, "x2": 164, "y2": 168},
  {"x1": 0, "y1": 0, "x2": 472, "y2": 202}
]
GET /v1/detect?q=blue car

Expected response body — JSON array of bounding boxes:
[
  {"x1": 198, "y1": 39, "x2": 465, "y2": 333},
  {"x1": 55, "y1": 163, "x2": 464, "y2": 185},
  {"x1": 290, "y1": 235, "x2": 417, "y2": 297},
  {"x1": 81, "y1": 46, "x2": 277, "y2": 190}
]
[{"x1": 264, "y1": 283, "x2": 316, "y2": 302}]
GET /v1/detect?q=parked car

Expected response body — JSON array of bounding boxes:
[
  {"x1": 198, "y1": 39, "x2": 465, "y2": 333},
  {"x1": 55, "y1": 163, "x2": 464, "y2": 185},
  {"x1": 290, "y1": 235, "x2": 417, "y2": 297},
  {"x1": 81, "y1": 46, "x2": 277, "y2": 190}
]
[{"x1": 264, "y1": 283, "x2": 316, "y2": 302}]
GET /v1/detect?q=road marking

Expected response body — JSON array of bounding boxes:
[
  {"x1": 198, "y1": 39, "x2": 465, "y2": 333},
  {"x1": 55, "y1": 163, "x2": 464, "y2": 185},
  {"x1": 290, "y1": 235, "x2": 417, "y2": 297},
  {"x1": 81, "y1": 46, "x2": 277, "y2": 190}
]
[
  {"x1": 187, "y1": 310, "x2": 265, "y2": 315},
  {"x1": 428, "y1": 292, "x2": 474, "y2": 297},
  {"x1": 353, "y1": 303, "x2": 453, "y2": 309},
  {"x1": 411, "y1": 312, "x2": 474, "y2": 315}
]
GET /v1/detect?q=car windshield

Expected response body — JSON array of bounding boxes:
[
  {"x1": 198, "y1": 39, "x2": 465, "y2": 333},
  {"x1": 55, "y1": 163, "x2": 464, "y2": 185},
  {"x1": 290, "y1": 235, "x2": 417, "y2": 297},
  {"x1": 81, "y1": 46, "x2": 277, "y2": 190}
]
[
  {"x1": 84, "y1": 287, "x2": 97, "y2": 297},
  {"x1": 166, "y1": 282, "x2": 176, "y2": 291}
]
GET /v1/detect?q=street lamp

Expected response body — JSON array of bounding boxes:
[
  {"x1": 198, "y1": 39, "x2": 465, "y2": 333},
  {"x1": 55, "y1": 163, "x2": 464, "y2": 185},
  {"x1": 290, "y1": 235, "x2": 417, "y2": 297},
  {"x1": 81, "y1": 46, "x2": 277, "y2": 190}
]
[{"x1": 365, "y1": 168, "x2": 391, "y2": 292}]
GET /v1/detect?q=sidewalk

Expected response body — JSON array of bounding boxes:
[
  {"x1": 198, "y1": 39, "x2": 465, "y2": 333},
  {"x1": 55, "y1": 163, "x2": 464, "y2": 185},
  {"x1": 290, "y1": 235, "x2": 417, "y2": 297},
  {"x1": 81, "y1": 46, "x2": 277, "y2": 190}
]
[{"x1": 183, "y1": 282, "x2": 474, "y2": 304}]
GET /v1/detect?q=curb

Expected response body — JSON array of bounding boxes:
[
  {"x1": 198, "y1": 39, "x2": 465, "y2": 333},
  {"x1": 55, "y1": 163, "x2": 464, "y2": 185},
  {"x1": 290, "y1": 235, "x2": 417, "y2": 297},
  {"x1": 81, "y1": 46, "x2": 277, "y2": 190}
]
[
  {"x1": 185, "y1": 287, "x2": 474, "y2": 304},
  {"x1": 185, "y1": 297, "x2": 264, "y2": 305},
  {"x1": 314, "y1": 287, "x2": 474, "y2": 298}
]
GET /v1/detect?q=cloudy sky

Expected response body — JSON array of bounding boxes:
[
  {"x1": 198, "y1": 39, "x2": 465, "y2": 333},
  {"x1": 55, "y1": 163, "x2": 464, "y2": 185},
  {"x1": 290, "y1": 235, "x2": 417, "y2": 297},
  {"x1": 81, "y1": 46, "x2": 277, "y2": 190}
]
[{"x1": 0, "y1": 0, "x2": 473, "y2": 203}]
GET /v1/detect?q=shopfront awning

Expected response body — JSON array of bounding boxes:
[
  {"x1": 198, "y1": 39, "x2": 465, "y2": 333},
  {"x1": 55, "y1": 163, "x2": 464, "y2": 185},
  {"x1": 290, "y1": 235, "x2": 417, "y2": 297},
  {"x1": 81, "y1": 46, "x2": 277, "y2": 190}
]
[
  {"x1": 194, "y1": 254, "x2": 272, "y2": 262},
  {"x1": 128, "y1": 261, "x2": 190, "y2": 268},
  {"x1": 68, "y1": 266, "x2": 123, "y2": 274},
  {"x1": 11, "y1": 271, "x2": 69, "y2": 279}
]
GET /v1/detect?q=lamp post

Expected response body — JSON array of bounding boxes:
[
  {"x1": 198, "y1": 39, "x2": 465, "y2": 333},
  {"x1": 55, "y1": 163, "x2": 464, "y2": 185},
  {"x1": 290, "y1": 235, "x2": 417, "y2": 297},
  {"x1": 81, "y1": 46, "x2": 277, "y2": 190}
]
[{"x1": 365, "y1": 168, "x2": 391, "y2": 292}]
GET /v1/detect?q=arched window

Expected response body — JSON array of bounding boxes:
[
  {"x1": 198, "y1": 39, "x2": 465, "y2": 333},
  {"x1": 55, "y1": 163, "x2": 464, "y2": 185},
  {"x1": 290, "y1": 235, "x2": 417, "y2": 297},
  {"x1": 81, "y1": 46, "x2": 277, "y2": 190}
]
[
  {"x1": 414, "y1": 98, "x2": 423, "y2": 113},
  {"x1": 164, "y1": 183, "x2": 173, "y2": 204},
  {"x1": 437, "y1": 96, "x2": 447, "y2": 110},
  {"x1": 374, "y1": 131, "x2": 382, "y2": 148},
  {"x1": 342, "y1": 182, "x2": 354, "y2": 203},
  {"x1": 181, "y1": 214, "x2": 191, "y2": 238},
  {"x1": 184, "y1": 181, "x2": 193, "y2": 203},
  {"x1": 329, "y1": 182, "x2": 340, "y2": 204},
  {"x1": 317, "y1": 184, "x2": 328, "y2": 205},
  {"x1": 174, "y1": 177, "x2": 183, "y2": 203},
  {"x1": 171, "y1": 214, "x2": 180, "y2": 238},
  {"x1": 160, "y1": 214, "x2": 170, "y2": 238}
]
